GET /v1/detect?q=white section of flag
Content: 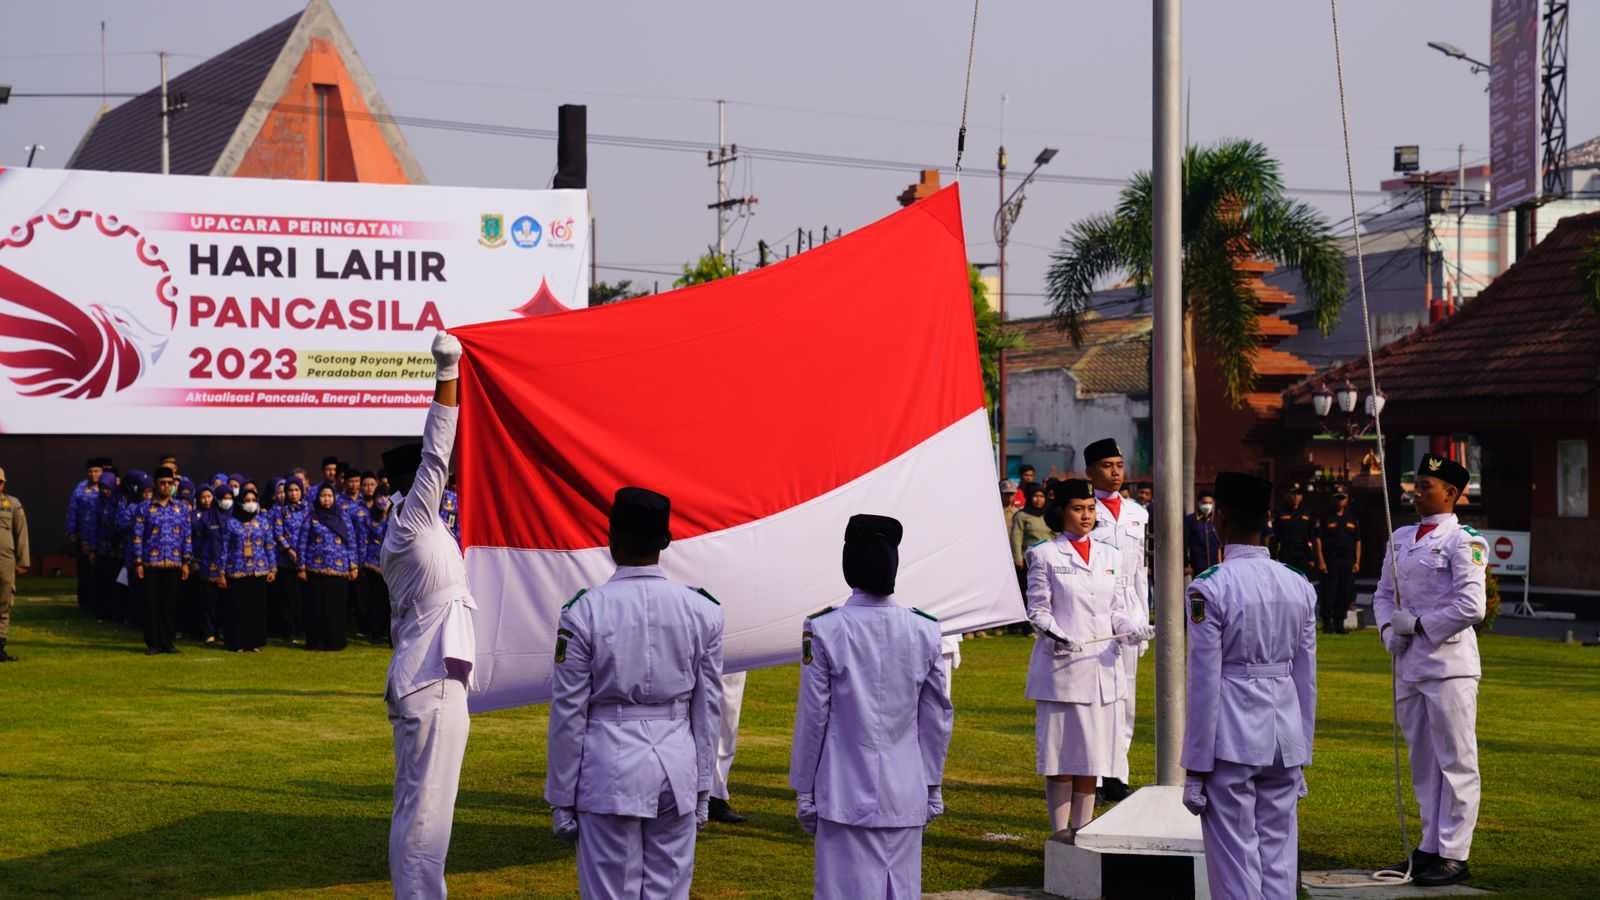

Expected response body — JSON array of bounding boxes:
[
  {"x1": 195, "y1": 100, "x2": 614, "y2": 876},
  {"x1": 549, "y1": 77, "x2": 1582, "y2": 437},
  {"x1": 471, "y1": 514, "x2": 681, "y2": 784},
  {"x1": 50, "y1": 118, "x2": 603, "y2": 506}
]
[{"x1": 464, "y1": 407, "x2": 1021, "y2": 713}]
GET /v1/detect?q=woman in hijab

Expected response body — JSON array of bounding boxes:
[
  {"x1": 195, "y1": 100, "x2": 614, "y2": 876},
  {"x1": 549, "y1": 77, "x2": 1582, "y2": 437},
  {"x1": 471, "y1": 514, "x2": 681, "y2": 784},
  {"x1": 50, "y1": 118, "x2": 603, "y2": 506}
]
[
  {"x1": 117, "y1": 470, "x2": 152, "y2": 626},
  {"x1": 298, "y1": 483, "x2": 359, "y2": 651},
  {"x1": 271, "y1": 478, "x2": 287, "y2": 511},
  {"x1": 272, "y1": 478, "x2": 310, "y2": 644},
  {"x1": 222, "y1": 486, "x2": 275, "y2": 652},
  {"x1": 191, "y1": 486, "x2": 226, "y2": 645}
]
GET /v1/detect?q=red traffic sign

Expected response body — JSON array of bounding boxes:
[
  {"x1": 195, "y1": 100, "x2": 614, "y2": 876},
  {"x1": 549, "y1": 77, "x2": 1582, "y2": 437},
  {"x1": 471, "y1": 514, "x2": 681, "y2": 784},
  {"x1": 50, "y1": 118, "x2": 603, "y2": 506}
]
[{"x1": 1494, "y1": 536, "x2": 1514, "y2": 560}]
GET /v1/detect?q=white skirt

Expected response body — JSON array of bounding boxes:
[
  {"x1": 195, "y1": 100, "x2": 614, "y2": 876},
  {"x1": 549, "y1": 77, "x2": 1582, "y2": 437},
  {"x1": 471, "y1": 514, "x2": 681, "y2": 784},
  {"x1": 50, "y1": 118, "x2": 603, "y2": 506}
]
[{"x1": 1035, "y1": 698, "x2": 1119, "y2": 777}]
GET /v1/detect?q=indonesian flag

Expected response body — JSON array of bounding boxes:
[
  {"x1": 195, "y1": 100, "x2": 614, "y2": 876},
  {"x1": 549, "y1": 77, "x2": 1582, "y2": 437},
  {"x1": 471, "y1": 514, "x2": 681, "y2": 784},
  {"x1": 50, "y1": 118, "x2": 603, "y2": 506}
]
[{"x1": 453, "y1": 184, "x2": 1021, "y2": 712}]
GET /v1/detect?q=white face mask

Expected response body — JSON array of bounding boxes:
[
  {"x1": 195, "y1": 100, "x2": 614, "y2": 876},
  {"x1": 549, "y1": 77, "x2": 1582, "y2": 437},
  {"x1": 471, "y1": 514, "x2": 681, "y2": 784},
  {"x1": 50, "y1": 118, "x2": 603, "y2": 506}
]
[
  {"x1": 218, "y1": 498, "x2": 234, "y2": 511},
  {"x1": 1198, "y1": 502, "x2": 1215, "y2": 515},
  {"x1": 242, "y1": 501, "x2": 259, "y2": 514}
]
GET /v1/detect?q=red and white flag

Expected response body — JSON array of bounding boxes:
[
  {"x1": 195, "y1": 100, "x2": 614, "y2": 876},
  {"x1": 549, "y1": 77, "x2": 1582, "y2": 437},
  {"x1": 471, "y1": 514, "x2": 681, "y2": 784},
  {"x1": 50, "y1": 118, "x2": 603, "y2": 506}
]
[{"x1": 453, "y1": 185, "x2": 1021, "y2": 712}]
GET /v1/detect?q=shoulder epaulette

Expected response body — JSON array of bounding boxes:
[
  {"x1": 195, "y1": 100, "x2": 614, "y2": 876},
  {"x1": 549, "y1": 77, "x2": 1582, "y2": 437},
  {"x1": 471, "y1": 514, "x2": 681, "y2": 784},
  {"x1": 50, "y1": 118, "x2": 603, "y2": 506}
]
[
  {"x1": 693, "y1": 587, "x2": 720, "y2": 606},
  {"x1": 1194, "y1": 565, "x2": 1219, "y2": 581},
  {"x1": 911, "y1": 607, "x2": 938, "y2": 622},
  {"x1": 1462, "y1": 525, "x2": 1483, "y2": 537},
  {"x1": 562, "y1": 588, "x2": 588, "y2": 610},
  {"x1": 1281, "y1": 562, "x2": 1311, "y2": 581},
  {"x1": 806, "y1": 606, "x2": 835, "y2": 620}
]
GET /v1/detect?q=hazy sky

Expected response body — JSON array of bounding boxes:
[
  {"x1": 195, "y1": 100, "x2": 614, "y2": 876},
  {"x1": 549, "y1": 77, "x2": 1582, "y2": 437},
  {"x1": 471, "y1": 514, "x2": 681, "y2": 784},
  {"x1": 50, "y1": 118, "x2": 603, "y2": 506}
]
[{"x1": 2, "y1": 1, "x2": 1592, "y2": 319}]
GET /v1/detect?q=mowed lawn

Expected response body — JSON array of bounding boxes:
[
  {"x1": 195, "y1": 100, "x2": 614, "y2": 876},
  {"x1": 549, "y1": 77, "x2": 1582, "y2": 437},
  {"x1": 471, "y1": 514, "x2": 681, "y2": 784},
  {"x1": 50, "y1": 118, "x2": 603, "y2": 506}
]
[{"x1": 5, "y1": 582, "x2": 1599, "y2": 899}]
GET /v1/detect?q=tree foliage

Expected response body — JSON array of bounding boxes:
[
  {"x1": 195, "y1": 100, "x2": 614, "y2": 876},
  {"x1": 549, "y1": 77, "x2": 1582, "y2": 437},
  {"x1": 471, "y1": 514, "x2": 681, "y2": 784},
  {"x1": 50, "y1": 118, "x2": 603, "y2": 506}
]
[
  {"x1": 971, "y1": 265, "x2": 1023, "y2": 415},
  {"x1": 1581, "y1": 238, "x2": 1600, "y2": 317},
  {"x1": 588, "y1": 279, "x2": 649, "y2": 306},
  {"x1": 674, "y1": 251, "x2": 737, "y2": 288}
]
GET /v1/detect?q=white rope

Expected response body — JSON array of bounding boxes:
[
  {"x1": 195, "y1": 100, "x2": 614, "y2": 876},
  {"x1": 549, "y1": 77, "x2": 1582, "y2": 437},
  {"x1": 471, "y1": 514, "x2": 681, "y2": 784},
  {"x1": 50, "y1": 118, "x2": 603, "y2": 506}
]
[
  {"x1": 1326, "y1": 0, "x2": 1413, "y2": 888},
  {"x1": 953, "y1": 0, "x2": 980, "y2": 179}
]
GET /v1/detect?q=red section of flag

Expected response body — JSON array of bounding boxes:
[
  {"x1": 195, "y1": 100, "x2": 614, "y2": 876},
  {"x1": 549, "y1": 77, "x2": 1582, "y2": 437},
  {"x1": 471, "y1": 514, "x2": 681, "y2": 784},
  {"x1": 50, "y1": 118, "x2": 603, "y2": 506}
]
[{"x1": 453, "y1": 184, "x2": 980, "y2": 551}]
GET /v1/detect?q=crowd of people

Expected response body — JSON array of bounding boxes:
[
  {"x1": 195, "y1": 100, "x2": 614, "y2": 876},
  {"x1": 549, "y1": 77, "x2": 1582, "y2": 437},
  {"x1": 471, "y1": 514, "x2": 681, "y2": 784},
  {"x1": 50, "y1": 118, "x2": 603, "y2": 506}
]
[{"x1": 61, "y1": 454, "x2": 462, "y2": 655}]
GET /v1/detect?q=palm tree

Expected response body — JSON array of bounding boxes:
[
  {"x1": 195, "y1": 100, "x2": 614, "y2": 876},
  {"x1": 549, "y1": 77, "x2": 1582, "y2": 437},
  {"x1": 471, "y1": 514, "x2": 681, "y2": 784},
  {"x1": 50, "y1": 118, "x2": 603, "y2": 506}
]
[{"x1": 1045, "y1": 139, "x2": 1346, "y2": 508}]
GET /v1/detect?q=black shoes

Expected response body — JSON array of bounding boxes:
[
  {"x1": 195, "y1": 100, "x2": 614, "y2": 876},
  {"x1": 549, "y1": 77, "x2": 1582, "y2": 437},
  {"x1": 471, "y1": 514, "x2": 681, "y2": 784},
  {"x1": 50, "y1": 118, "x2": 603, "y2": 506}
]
[
  {"x1": 0, "y1": 641, "x2": 15, "y2": 662},
  {"x1": 1100, "y1": 778, "x2": 1131, "y2": 802},
  {"x1": 707, "y1": 797, "x2": 747, "y2": 824},
  {"x1": 1414, "y1": 857, "x2": 1471, "y2": 886},
  {"x1": 1385, "y1": 848, "x2": 1436, "y2": 875}
]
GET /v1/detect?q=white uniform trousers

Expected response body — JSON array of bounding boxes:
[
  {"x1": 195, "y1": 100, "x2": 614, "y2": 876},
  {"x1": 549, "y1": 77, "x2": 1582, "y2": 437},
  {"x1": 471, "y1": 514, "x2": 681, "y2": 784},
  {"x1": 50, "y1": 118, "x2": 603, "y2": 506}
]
[
  {"x1": 815, "y1": 819, "x2": 923, "y2": 900},
  {"x1": 710, "y1": 672, "x2": 745, "y2": 800},
  {"x1": 389, "y1": 676, "x2": 470, "y2": 900},
  {"x1": 1396, "y1": 675, "x2": 1480, "y2": 861},
  {"x1": 577, "y1": 786, "x2": 697, "y2": 900},
  {"x1": 1199, "y1": 758, "x2": 1299, "y2": 900},
  {"x1": 1114, "y1": 644, "x2": 1138, "y2": 781}
]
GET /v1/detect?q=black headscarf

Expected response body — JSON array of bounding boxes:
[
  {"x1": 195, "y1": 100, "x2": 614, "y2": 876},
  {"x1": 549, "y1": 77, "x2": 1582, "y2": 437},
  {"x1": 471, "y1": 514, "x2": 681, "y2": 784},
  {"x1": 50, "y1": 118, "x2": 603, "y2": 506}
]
[
  {"x1": 202, "y1": 487, "x2": 233, "y2": 533},
  {"x1": 312, "y1": 485, "x2": 351, "y2": 543},
  {"x1": 842, "y1": 514, "x2": 902, "y2": 596},
  {"x1": 235, "y1": 487, "x2": 260, "y2": 523}
]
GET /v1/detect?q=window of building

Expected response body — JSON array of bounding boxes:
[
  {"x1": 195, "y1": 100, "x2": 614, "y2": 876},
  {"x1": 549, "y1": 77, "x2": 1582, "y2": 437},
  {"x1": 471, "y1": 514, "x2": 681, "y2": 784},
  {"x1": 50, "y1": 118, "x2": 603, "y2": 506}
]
[
  {"x1": 314, "y1": 84, "x2": 332, "y2": 180},
  {"x1": 1557, "y1": 440, "x2": 1589, "y2": 518}
]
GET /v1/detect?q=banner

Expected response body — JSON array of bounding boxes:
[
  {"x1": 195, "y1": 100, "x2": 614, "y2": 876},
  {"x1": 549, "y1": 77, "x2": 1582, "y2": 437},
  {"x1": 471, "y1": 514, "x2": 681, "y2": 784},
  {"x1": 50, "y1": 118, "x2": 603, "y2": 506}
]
[
  {"x1": 452, "y1": 184, "x2": 1022, "y2": 712},
  {"x1": 0, "y1": 167, "x2": 588, "y2": 434},
  {"x1": 1489, "y1": 0, "x2": 1539, "y2": 213}
]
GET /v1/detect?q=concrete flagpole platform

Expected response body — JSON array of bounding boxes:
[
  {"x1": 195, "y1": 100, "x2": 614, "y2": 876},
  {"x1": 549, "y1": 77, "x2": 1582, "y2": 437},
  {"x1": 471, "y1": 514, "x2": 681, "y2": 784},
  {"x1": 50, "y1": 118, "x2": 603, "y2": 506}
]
[{"x1": 1042, "y1": 786, "x2": 1210, "y2": 898}]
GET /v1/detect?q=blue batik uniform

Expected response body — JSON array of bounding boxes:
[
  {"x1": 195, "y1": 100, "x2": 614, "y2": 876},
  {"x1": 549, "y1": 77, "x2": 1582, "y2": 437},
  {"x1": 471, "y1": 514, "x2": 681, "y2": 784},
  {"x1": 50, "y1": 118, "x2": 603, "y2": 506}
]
[
  {"x1": 274, "y1": 501, "x2": 309, "y2": 569},
  {"x1": 364, "y1": 510, "x2": 388, "y2": 572},
  {"x1": 194, "y1": 509, "x2": 228, "y2": 580},
  {"x1": 300, "y1": 514, "x2": 359, "y2": 577},
  {"x1": 439, "y1": 489, "x2": 460, "y2": 544},
  {"x1": 66, "y1": 480, "x2": 98, "y2": 546},
  {"x1": 132, "y1": 500, "x2": 193, "y2": 568},
  {"x1": 225, "y1": 515, "x2": 277, "y2": 578},
  {"x1": 93, "y1": 492, "x2": 124, "y2": 560}
]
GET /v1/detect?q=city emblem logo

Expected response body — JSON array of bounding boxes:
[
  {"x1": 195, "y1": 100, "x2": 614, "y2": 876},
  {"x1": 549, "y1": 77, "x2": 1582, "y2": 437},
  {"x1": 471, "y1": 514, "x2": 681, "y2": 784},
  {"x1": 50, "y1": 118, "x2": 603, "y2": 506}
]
[
  {"x1": 479, "y1": 213, "x2": 506, "y2": 248},
  {"x1": 510, "y1": 215, "x2": 542, "y2": 249}
]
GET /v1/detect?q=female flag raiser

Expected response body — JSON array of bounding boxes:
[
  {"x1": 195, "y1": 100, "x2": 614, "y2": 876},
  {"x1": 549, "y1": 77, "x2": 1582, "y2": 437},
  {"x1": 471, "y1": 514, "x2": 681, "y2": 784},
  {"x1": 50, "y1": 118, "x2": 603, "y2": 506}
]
[{"x1": 452, "y1": 185, "x2": 1021, "y2": 711}]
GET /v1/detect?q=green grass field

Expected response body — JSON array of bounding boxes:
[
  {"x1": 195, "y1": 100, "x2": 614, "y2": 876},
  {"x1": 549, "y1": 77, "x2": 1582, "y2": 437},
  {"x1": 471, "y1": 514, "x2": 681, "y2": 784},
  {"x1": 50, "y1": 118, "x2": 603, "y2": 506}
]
[{"x1": 5, "y1": 582, "x2": 1599, "y2": 898}]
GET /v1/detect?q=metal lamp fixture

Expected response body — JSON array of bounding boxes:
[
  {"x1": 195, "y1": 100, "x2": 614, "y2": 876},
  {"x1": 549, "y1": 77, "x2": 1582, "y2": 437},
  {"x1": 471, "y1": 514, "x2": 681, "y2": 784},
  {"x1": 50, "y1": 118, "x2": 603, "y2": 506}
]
[
  {"x1": 0, "y1": 84, "x2": 11, "y2": 106},
  {"x1": 1312, "y1": 387, "x2": 1334, "y2": 418},
  {"x1": 1335, "y1": 380, "x2": 1360, "y2": 414},
  {"x1": 1427, "y1": 40, "x2": 1492, "y2": 75},
  {"x1": 1365, "y1": 391, "x2": 1386, "y2": 418}
]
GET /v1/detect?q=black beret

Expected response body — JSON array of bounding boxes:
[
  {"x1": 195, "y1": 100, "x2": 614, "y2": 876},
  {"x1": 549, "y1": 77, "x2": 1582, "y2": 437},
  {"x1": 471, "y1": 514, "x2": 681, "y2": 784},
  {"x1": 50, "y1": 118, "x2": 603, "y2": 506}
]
[
  {"x1": 322, "y1": 456, "x2": 340, "y2": 468},
  {"x1": 1058, "y1": 478, "x2": 1094, "y2": 500},
  {"x1": 611, "y1": 486, "x2": 672, "y2": 548},
  {"x1": 1215, "y1": 471, "x2": 1273, "y2": 517},
  {"x1": 153, "y1": 466, "x2": 176, "y2": 481},
  {"x1": 1418, "y1": 453, "x2": 1470, "y2": 491},
  {"x1": 844, "y1": 513, "x2": 903, "y2": 547},
  {"x1": 1084, "y1": 438, "x2": 1123, "y2": 465},
  {"x1": 85, "y1": 457, "x2": 99, "y2": 468}
]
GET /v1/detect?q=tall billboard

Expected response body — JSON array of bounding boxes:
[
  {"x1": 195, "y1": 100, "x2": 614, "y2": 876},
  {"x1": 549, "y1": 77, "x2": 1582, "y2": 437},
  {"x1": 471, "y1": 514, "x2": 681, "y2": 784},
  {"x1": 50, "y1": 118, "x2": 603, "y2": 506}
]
[
  {"x1": 1489, "y1": 0, "x2": 1540, "y2": 213},
  {"x1": 0, "y1": 168, "x2": 588, "y2": 434}
]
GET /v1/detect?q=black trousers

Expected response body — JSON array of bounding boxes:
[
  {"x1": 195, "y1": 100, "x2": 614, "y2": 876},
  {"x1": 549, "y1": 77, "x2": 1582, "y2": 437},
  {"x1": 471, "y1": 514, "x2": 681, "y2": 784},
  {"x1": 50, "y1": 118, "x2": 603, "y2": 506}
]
[
  {"x1": 76, "y1": 551, "x2": 94, "y2": 610},
  {"x1": 1320, "y1": 559, "x2": 1357, "y2": 628},
  {"x1": 349, "y1": 569, "x2": 370, "y2": 636},
  {"x1": 93, "y1": 556, "x2": 121, "y2": 620},
  {"x1": 141, "y1": 567, "x2": 182, "y2": 651},
  {"x1": 362, "y1": 569, "x2": 391, "y2": 644},
  {"x1": 269, "y1": 568, "x2": 301, "y2": 639},
  {"x1": 306, "y1": 574, "x2": 349, "y2": 651},
  {"x1": 227, "y1": 576, "x2": 270, "y2": 651}
]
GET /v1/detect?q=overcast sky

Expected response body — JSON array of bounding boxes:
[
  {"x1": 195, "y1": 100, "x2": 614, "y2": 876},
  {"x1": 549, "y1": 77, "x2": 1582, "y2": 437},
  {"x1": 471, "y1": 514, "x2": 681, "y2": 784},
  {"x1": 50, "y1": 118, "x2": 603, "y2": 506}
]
[{"x1": 2, "y1": 1, "x2": 1592, "y2": 319}]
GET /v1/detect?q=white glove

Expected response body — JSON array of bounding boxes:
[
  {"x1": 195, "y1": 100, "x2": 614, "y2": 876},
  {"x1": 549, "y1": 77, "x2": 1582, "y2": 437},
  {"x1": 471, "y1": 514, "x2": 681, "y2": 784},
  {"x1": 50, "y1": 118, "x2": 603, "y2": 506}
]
[
  {"x1": 1042, "y1": 629, "x2": 1082, "y2": 655},
  {"x1": 1120, "y1": 623, "x2": 1156, "y2": 644},
  {"x1": 431, "y1": 331, "x2": 463, "y2": 381},
  {"x1": 1381, "y1": 624, "x2": 1411, "y2": 657},
  {"x1": 552, "y1": 806, "x2": 579, "y2": 843},
  {"x1": 1296, "y1": 769, "x2": 1309, "y2": 799},
  {"x1": 927, "y1": 785, "x2": 945, "y2": 821},
  {"x1": 796, "y1": 792, "x2": 818, "y2": 836},
  {"x1": 695, "y1": 791, "x2": 710, "y2": 830},
  {"x1": 1182, "y1": 777, "x2": 1208, "y2": 816},
  {"x1": 1391, "y1": 609, "x2": 1419, "y2": 636}
]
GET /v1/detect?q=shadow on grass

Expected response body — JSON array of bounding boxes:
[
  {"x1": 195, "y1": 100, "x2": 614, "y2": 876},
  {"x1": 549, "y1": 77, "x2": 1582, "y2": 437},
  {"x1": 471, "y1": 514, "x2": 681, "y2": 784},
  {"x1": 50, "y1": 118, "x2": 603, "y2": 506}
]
[
  {"x1": 0, "y1": 811, "x2": 566, "y2": 896},
  {"x1": 170, "y1": 687, "x2": 380, "y2": 699}
]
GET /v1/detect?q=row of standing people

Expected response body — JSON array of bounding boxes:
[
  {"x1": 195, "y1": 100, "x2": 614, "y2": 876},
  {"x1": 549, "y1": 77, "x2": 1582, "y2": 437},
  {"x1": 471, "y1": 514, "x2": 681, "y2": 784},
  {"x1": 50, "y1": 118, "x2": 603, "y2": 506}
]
[{"x1": 61, "y1": 456, "x2": 460, "y2": 655}]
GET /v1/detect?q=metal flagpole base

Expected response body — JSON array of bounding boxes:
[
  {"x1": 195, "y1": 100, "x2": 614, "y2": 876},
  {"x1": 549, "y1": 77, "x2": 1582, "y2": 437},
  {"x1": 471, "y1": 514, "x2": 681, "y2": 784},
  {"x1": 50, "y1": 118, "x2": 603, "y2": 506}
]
[{"x1": 1043, "y1": 786, "x2": 1210, "y2": 898}]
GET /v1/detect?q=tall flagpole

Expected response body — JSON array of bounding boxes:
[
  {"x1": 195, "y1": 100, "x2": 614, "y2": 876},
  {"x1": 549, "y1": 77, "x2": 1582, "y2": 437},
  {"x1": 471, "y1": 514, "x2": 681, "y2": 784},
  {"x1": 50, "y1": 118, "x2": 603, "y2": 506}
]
[{"x1": 1152, "y1": 0, "x2": 1185, "y2": 786}]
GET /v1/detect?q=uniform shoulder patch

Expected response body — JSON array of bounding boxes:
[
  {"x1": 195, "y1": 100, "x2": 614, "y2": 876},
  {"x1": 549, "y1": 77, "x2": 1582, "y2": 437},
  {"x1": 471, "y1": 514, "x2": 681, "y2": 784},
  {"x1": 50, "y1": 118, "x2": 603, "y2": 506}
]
[
  {"x1": 806, "y1": 606, "x2": 835, "y2": 620},
  {"x1": 562, "y1": 588, "x2": 588, "y2": 610},
  {"x1": 693, "y1": 587, "x2": 720, "y2": 605},
  {"x1": 1193, "y1": 565, "x2": 1219, "y2": 581},
  {"x1": 1469, "y1": 544, "x2": 1486, "y2": 566},
  {"x1": 1462, "y1": 525, "x2": 1483, "y2": 537},
  {"x1": 1188, "y1": 592, "x2": 1207, "y2": 623},
  {"x1": 911, "y1": 607, "x2": 938, "y2": 622}
]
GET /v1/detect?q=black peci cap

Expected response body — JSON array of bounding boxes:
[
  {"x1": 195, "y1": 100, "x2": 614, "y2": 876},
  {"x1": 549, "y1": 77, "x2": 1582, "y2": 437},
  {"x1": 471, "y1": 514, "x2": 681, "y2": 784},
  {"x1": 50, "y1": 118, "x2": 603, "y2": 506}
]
[
  {"x1": 1084, "y1": 438, "x2": 1122, "y2": 465},
  {"x1": 1418, "y1": 453, "x2": 1470, "y2": 491},
  {"x1": 611, "y1": 486, "x2": 672, "y2": 550},
  {"x1": 1215, "y1": 471, "x2": 1273, "y2": 517},
  {"x1": 1057, "y1": 478, "x2": 1094, "y2": 501}
]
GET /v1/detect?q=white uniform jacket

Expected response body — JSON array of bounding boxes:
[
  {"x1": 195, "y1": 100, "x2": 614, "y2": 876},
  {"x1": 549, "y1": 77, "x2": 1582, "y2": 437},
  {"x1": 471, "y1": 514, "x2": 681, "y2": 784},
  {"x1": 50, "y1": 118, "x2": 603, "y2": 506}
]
[
  {"x1": 544, "y1": 565, "x2": 724, "y2": 818},
  {"x1": 788, "y1": 591, "x2": 954, "y2": 828},
  {"x1": 1091, "y1": 491, "x2": 1151, "y2": 636},
  {"x1": 382, "y1": 402, "x2": 478, "y2": 700},
  {"x1": 1372, "y1": 513, "x2": 1488, "y2": 682},
  {"x1": 1023, "y1": 535, "x2": 1138, "y2": 704},
  {"x1": 1180, "y1": 545, "x2": 1317, "y2": 772}
]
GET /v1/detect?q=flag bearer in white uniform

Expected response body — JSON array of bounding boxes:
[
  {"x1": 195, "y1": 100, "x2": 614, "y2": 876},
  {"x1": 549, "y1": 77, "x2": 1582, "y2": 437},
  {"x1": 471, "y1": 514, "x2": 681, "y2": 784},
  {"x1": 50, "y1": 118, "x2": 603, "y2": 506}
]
[
  {"x1": 1083, "y1": 437, "x2": 1149, "y2": 800},
  {"x1": 1181, "y1": 472, "x2": 1317, "y2": 900},
  {"x1": 381, "y1": 332, "x2": 479, "y2": 899},
  {"x1": 546, "y1": 487, "x2": 725, "y2": 900},
  {"x1": 789, "y1": 514, "x2": 954, "y2": 900},
  {"x1": 1373, "y1": 453, "x2": 1486, "y2": 888},
  {"x1": 1025, "y1": 479, "x2": 1154, "y2": 840}
]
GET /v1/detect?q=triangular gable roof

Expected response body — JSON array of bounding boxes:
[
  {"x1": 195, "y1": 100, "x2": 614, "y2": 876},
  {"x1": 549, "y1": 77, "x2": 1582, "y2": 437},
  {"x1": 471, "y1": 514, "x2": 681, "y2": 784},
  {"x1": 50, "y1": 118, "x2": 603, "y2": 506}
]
[
  {"x1": 1285, "y1": 210, "x2": 1600, "y2": 407},
  {"x1": 68, "y1": 0, "x2": 423, "y2": 182}
]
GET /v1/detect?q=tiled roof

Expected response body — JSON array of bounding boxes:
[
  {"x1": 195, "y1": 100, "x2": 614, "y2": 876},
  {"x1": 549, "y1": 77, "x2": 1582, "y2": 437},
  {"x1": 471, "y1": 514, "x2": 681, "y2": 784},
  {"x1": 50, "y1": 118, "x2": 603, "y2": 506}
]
[
  {"x1": 1564, "y1": 134, "x2": 1600, "y2": 169},
  {"x1": 1008, "y1": 314, "x2": 1152, "y2": 395},
  {"x1": 1285, "y1": 210, "x2": 1600, "y2": 403},
  {"x1": 67, "y1": 11, "x2": 300, "y2": 175}
]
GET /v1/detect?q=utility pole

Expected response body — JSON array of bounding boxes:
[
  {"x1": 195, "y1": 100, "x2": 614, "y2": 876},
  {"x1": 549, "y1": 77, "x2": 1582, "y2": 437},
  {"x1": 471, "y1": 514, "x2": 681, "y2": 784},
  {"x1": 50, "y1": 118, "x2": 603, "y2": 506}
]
[
  {"x1": 159, "y1": 51, "x2": 169, "y2": 175},
  {"x1": 1455, "y1": 144, "x2": 1465, "y2": 306},
  {"x1": 758, "y1": 239, "x2": 769, "y2": 267},
  {"x1": 706, "y1": 99, "x2": 756, "y2": 267},
  {"x1": 1152, "y1": 0, "x2": 1184, "y2": 787},
  {"x1": 996, "y1": 142, "x2": 1008, "y2": 478}
]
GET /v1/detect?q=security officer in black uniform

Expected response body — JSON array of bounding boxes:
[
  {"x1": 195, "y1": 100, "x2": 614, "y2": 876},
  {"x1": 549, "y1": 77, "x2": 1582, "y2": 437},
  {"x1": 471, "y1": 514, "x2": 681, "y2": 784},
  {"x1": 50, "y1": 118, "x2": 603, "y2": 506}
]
[
  {"x1": 1315, "y1": 483, "x2": 1361, "y2": 634},
  {"x1": 1269, "y1": 483, "x2": 1316, "y2": 577}
]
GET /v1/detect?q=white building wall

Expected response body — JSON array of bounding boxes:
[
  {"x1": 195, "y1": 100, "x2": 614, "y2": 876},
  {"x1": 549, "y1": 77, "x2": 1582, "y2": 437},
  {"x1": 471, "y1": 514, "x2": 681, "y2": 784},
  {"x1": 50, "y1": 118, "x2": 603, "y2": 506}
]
[{"x1": 1006, "y1": 368, "x2": 1149, "y2": 477}]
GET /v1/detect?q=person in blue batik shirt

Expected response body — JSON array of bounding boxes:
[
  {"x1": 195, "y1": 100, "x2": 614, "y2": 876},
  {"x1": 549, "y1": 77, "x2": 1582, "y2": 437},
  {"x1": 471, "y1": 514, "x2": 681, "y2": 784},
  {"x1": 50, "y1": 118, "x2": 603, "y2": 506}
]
[
  {"x1": 66, "y1": 457, "x2": 106, "y2": 613},
  {"x1": 440, "y1": 475, "x2": 461, "y2": 545},
  {"x1": 132, "y1": 466, "x2": 192, "y2": 655},
  {"x1": 299, "y1": 483, "x2": 358, "y2": 651},
  {"x1": 221, "y1": 487, "x2": 275, "y2": 652},
  {"x1": 272, "y1": 479, "x2": 310, "y2": 644},
  {"x1": 362, "y1": 486, "x2": 391, "y2": 645},
  {"x1": 91, "y1": 471, "x2": 123, "y2": 622},
  {"x1": 117, "y1": 470, "x2": 150, "y2": 626},
  {"x1": 337, "y1": 466, "x2": 373, "y2": 638},
  {"x1": 190, "y1": 486, "x2": 226, "y2": 645}
]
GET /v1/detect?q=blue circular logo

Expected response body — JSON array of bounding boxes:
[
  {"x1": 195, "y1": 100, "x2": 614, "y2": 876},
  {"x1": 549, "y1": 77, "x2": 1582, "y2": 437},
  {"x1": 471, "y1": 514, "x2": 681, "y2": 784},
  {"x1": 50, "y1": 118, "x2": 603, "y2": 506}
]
[{"x1": 511, "y1": 216, "x2": 542, "y2": 248}]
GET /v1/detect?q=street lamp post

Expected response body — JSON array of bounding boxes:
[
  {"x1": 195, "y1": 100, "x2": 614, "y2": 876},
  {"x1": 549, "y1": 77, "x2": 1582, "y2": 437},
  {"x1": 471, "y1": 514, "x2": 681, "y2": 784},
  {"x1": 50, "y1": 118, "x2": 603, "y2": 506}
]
[
  {"x1": 992, "y1": 147, "x2": 1057, "y2": 479},
  {"x1": 1313, "y1": 380, "x2": 1386, "y2": 481}
]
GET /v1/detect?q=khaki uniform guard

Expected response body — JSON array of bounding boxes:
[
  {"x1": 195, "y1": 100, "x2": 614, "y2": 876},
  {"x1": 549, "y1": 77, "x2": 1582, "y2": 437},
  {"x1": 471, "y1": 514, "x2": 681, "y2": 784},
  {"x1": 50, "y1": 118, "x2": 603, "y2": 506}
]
[{"x1": 0, "y1": 466, "x2": 31, "y2": 662}]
